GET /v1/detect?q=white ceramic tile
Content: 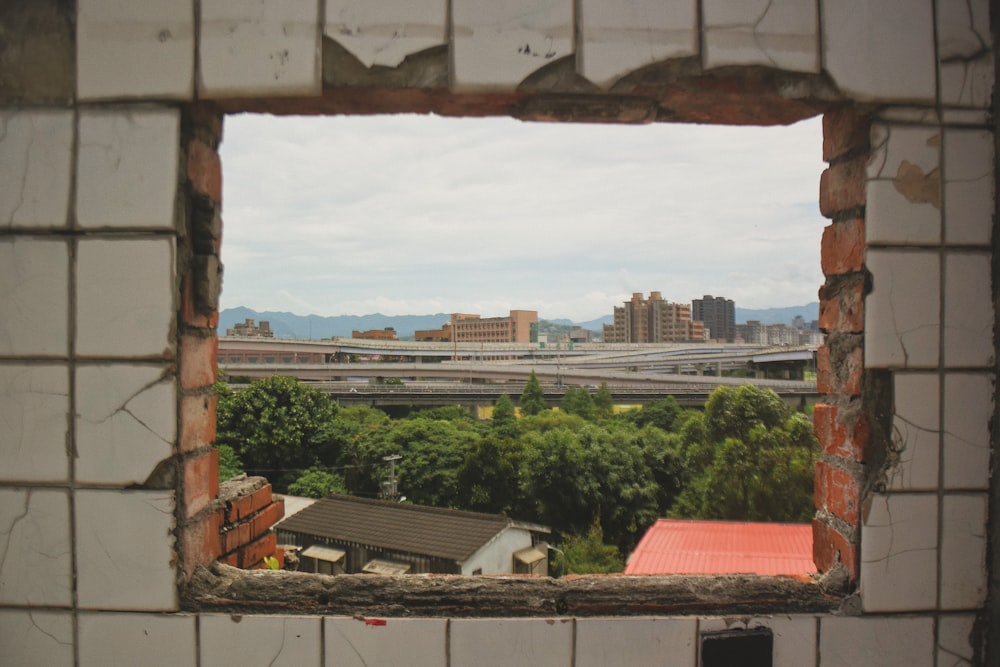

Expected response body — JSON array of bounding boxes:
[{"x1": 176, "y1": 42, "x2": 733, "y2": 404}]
[
  {"x1": 699, "y1": 616, "x2": 816, "y2": 667},
  {"x1": 865, "y1": 250, "x2": 940, "y2": 368},
  {"x1": 0, "y1": 609, "x2": 74, "y2": 667},
  {"x1": 940, "y1": 56, "x2": 994, "y2": 109},
  {"x1": 79, "y1": 612, "x2": 196, "y2": 665},
  {"x1": 76, "y1": 109, "x2": 180, "y2": 229},
  {"x1": 577, "y1": 0, "x2": 697, "y2": 88},
  {"x1": 940, "y1": 494, "x2": 988, "y2": 609},
  {"x1": 0, "y1": 488, "x2": 71, "y2": 605},
  {"x1": 865, "y1": 180, "x2": 940, "y2": 245},
  {"x1": 75, "y1": 238, "x2": 175, "y2": 358},
  {"x1": 0, "y1": 364, "x2": 70, "y2": 482},
  {"x1": 867, "y1": 125, "x2": 941, "y2": 181},
  {"x1": 76, "y1": 490, "x2": 177, "y2": 610},
  {"x1": 324, "y1": 0, "x2": 447, "y2": 68},
  {"x1": 887, "y1": 373, "x2": 939, "y2": 490},
  {"x1": 200, "y1": 0, "x2": 321, "y2": 97},
  {"x1": 944, "y1": 129, "x2": 993, "y2": 246},
  {"x1": 452, "y1": 0, "x2": 573, "y2": 91},
  {"x1": 819, "y1": 616, "x2": 934, "y2": 667},
  {"x1": 943, "y1": 253, "x2": 993, "y2": 367},
  {"x1": 703, "y1": 0, "x2": 818, "y2": 73},
  {"x1": 875, "y1": 107, "x2": 940, "y2": 125},
  {"x1": 0, "y1": 239, "x2": 68, "y2": 356},
  {"x1": 861, "y1": 493, "x2": 937, "y2": 612},
  {"x1": 75, "y1": 364, "x2": 176, "y2": 485},
  {"x1": 943, "y1": 373, "x2": 992, "y2": 489},
  {"x1": 936, "y1": 0, "x2": 991, "y2": 61},
  {"x1": 822, "y1": 0, "x2": 936, "y2": 103},
  {"x1": 941, "y1": 109, "x2": 991, "y2": 126},
  {"x1": 325, "y1": 617, "x2": 446, "y2": 667},
  {"x1": 937, "y1": 614, "x2": 977, "y2": 666},
  {"x1": 77, "y1": 0, "x2": 195, "y2": 100},
  {"x1": 0, "y1": 111, "x2": 73, "y2": 228},
  {"x1": 575, "y1": 617, "x2": 695, "y2": 667},
  {"x1": 450, "y1": 617, "x2": 573, "y2": 667},
  {"x1": 203, "y1": 615, "x2": 322, "y2": 666}
]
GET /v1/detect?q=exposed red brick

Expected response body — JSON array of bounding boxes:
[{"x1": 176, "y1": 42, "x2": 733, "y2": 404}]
[
  {"x1": 188, "y1": 138, "x2": 222, "y2": 202},
  {"x1": 235, "y1": 532, "x2": 278, "y2": 569},
  {"x1": 820, "y1": 218, "x2": 865, "y2": 276},
  {"x1": 225, "y1": 484, "x2": 273, "y2": 524},
  {"x1": 180, "y1": 392, "x2": 218, "y2": 454},
  {"x1": 812, "y1": 518, "x2": 858, "y2": 583},
  {"x1": 183, "y1": 449, "x2": 220, "y2": 518},
  {"x1": 814, "y1": 461, "x2": 861, "y2": 525},
  {"x1": 813, "y1": 404, "x2": 872, "y2": 463},
  {"x1": 220, "y1": 552, "x2": 239, "y2": 567},
  {"x1": 181, "y1": 273, "x2": 220, "y2": 329},
  {"x1": 819, "y1": 155, "x2": 867, "y2": 218},
  {"x1": 818, "y1": 276, "x2": 865, "y2": 334},
  {"x1": 181, "y1": 509, "x2": 223, "y2": 579},
  {"x1": 816, "y1": 346, "x2": 833, "y2": 394},
  {"x1": 842, "y1": 347, "x2": 863, "y2": 397},
  {"x1": 822, "y1": 108, "x2": 870, "y2": 162},
  {"x1": 816, "y1": 344, "x2": 862, "y2": 397},
  {"x1": 250, "y1": 500, "x2": 285, "y2": 540},
  {"x1": 180, "y1": 334, "x2": 218, "y2": 390}
]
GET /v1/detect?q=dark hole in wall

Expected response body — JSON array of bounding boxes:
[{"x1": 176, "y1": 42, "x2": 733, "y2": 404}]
[{"x1": 701, "y1": 628, "x2": 773, "y2": 667}]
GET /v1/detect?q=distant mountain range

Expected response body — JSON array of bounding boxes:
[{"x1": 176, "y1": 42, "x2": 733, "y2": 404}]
[{"x1": 219, "y1": 303, "x2": 819, "y2": 340}]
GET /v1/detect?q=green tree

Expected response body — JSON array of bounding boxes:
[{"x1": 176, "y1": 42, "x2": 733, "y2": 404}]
[
  {"x1": 216, "y1": 444, "x2": 244, "y2": 483},
  {"x1": 456, "y1": 436, "x2": 526, "y2": 514},
  {"x1": 560, "y1": 386, "x2": 595, "y2": 420},
  {"x1": 626, "y1": 396, "x2": 682, "y2": 432},
  {"x1": 520, "y1": 428, "x2": 600, "y2": 537},
  {"x1": 519, "y1": 370, "x2": 546, "y2": 416},
  {"x1": 490, "y1": 394, "x2": 519, "y2": 439},
  {"x1": 593, "y1": 382, "x2": 615, "y2": 419},
  {"x1": 215, "y1": 376, "x2": 338, "y2": 492},
  {"x1": 287, "y1": 466, "x2": 347, "y2": 498},
  {"x1": 560, "y1": 522, "x2": 624, "y2": 574}
]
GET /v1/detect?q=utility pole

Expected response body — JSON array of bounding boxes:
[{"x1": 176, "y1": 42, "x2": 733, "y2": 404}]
[{"x1": 381, "y1": 454, "x2": 402, "y2": 501}]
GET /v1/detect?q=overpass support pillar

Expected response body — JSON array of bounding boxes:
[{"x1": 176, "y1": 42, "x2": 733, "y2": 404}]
[
  {"x1": 715, "y1": 361, "x2": 723, "y2": 376},
  {"x1": 694, "y1": 363, "x2": 705, "y2": 376}
]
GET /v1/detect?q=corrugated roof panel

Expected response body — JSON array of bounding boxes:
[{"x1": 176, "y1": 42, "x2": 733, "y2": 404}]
[{"x1": 624, "y1": 519, "x2": 816, "y2": 576}]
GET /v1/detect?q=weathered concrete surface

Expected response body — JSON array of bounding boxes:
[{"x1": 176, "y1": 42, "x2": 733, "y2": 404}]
[
  {"x1": 184, "y1": 563, "x2": 841, "y2": 617},
  {"x1": 0, "y1": 0, "x2": 74, "y2": 104}
]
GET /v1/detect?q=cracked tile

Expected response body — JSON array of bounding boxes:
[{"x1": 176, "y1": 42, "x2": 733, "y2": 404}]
[
  {"x1": 866, "y1": 179, "x2": 940, "y2": 245},
  {"x1": 864, "y1": 250, "x2": 940, "y2": 368},
  {"x1": 0, "y1": 239, "x2": 69, "y2": 356},
  {"x1": 0, "y1": 609, "x2": 73, "y2": 666},
  {"x1": 76, "y1": 490, "x2": 177, "y2": 610},
  {"x1": 861, "y1": 493, "x2": 937, "y2": 612},
  {"x1": 0, "y1": 488, "x2": 72, "y2": 605},
  {"x1": 937, "y1": 614, "x2": 977, "y2": 666},
  {"x1": 324, "y1": 617, "x2": 446, "y2": 667},
  {"x1": 943, "y1": 253, "x2": 993, "y2": 368},
  {"x1": 450, "y1": 618, "x2": 573, "y2": 667},
  {"x1": 200, "y1": 0, "x2": 321, "y2": 97},
  {"x1": 943, "y1": 373, "x2": 992, "y2": 490},
  {"x1": 79, "y1": 612, "x2": 195, "y2": 664},
  {"x1": 324, "y1": 0, "x2": 447, "y2": 69},
  {"x1": 77, "y1": 0, "x2": 195, "y2": 100},
  {"x1": 75, "y1": 364, "x2": 176, "y2": 485},
  {"x1": 940, "y1": 56, "x2": 994, "y2": 108},
  {"x1": 703, "y1": 0, "x2": 819, "y2": 73},
  {"x1": 577, "y1": 0, "x2": 697, "y2": 88},
  {"x1": 940, "y1": 494, "x2": 987, "y2": 609},
  {"x1": 0, "y1": 364, "x2": 70, "y2": 482},
  {"x1": 699, "y1": 616, "x2": 815, "y2": 667},
  {"x1": 823, "y1": 0, "x2": 935, "y2": 103},
  {"x1": 867, "y1": 125, "x2": 941, "y2": 182},
  {"x1": 76, "y1": 238, "x2": 175, "y2": 358},
  {"x1": 944, "y1": 129, "x2": 993, "y2": 246},
  {"x1": 887, "y1": 373, "x2": 939, "y2": 491},
  {"x1": 452, "y1": 0, "x2": 573, "y2": 91},
  {"x1": 820, "y1": 616, "x2": 934, "y2": 667},
  {"x1": 936, "y1": 0, "x2": 991, "y2": 61},
  {"x1": 76, "y1": 109, "x2": 180, "y2": 230},
  {"x1": 576, "y1": 617, "x2": 696, "y2": 667},
  {"x1": 203, "y1": 615, "x2": 321, "y2": 666},
  {"x1": 0, "y1": 111, "x2": 73, "y2": 229}
]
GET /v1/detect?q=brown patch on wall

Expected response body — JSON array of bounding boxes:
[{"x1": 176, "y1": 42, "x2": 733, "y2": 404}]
[
  {"x1": 0, "y1": 0, "x2": 74, "y2": 103},
  {"x1": 893, "y1": 161, "x2": 941, "y2": 208}
]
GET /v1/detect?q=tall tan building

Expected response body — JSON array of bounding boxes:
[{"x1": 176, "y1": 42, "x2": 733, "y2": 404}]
[
  {"x1": 451, "y1": 310, "x2": 537, "y2": 343},
  {"x1": 603, "y1": 292, "x2": 705, "y2": 343}
]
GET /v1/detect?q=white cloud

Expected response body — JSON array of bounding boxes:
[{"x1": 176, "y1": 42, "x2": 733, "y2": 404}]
[{"x1": 219, "y1": 113, "x2": 826, "y2": 321}]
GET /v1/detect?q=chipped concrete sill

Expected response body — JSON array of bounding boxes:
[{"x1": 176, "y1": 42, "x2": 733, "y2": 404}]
[{"x1": 183, "y1": 563, "x2": 841, "y2": 618}]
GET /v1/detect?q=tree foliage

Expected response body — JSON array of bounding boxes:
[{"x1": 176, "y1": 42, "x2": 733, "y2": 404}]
[
  {"x1": 560, "y1": 386, "x2": 595, "y2": 420},
  {"x1": 519, "y1": 370, "x2": 546, "y2": 416},
  {"x1": 560, "y1": 522, "x2": 625, "y2": 574},
  {"x1": 287, "y1": 466, "x2": 347, "y2": 498}
]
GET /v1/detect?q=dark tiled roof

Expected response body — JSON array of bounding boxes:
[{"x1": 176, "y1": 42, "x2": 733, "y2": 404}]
[{"x1": 277, "y1": 494, "x2": 514, "y2": 562}]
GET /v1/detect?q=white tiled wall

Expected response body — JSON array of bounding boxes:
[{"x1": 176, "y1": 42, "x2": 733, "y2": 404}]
[{"x1": 0, "y1": 0, "x2": 996, "y2": 666}]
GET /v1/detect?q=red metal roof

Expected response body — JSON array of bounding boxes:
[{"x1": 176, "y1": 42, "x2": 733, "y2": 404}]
[{"x1": 624, "y1": 519, "x2": 816, "y2": 576}]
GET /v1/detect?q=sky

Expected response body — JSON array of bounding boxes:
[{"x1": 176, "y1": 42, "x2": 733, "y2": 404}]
[{"x1": 218, "y1": 113, "x2": 826, "y2": 324}]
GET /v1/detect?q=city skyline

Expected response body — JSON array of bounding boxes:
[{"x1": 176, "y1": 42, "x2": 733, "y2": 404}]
[{"x1": 219, "y1": 113, "x2": 826, "y2": 323}]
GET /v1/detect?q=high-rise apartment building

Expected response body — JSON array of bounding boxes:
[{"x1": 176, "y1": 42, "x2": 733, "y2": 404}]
[
  {"x1": 602, "y1": 292, "x2": 705, "y2": 343},
  {"x1": 692, "y1": 295, "x2": 736, "y2": 342}
]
